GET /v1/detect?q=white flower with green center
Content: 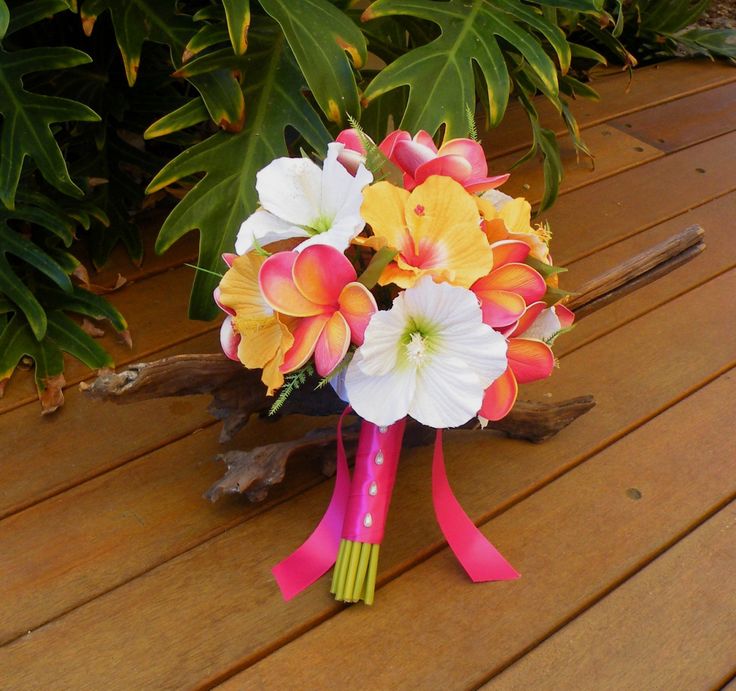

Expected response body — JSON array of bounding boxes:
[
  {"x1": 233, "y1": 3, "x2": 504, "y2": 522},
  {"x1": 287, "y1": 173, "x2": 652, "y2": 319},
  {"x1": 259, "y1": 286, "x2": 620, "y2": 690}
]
[
  {"x1": 235, "y1": 142, "x2": 372, "y2": 255},
  {"x1": 345, "y1": 276, "x2": 508, "y2": 428}
]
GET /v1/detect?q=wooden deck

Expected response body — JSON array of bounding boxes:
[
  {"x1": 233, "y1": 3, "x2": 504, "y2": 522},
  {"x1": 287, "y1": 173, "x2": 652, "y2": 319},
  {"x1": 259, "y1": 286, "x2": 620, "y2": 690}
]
[{"x1": 2, "y1": 59, "x2": 735, "y2": 690}]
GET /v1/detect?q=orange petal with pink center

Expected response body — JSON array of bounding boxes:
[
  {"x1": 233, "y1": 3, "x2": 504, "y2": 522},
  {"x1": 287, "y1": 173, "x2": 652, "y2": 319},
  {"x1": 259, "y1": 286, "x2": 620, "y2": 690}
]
[
  {"x1": 475, "y1": 262, "x2": 547, "y2": 304},
  {"x1": 314, "y1": 311, "x2": 351, "y2": 377},
  {"x1": 491, "y1": 239, "x2": 530, "y2": 268},
  {"x1": 508, "y1": 338, "x2": 555, "y2": 384},
  {"x1": 280, "y1": 313, "x2": 331, "y2": 373},
  {"x1": 479, "y1": 367, "x2": 518, "y2": 422},
  {"x1": 507, "y1": 300, "x2": 547, "y2": 338},
  {"x1": 475, "y1": 288, "x2": 526, "y2": 328},
  {"x1": 259, "y1": 251, "x2": 324, "y2": 317},
  {"x1": 338, "y1": 282, "x2": 377, "y2": 344},
  {"x1": 292, "y1": 244, "x2": 356, "y2": 306},
  {"x1": 404, "y1": 175, "x2": 492, "y2": 287}
]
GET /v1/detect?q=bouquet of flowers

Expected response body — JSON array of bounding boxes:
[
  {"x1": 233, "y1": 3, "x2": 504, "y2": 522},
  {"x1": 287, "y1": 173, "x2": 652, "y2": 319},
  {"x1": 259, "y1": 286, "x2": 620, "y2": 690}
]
[{"x1": 215, "y1": 127, "x2": 574, "y2": 605}]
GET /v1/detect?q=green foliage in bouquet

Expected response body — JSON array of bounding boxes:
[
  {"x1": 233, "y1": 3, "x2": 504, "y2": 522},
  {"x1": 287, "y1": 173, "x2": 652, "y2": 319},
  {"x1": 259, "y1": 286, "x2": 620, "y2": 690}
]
[{"x1": 1, "y1": 0, "x2": 733, "y2": 406}]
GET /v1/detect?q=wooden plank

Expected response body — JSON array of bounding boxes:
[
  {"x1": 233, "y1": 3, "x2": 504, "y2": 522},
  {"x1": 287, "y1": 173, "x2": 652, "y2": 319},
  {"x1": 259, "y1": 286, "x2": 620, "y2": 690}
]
[
  {"x1": 608, "y1": 82, "x2": 736, "y2": 153},
  {"x1": 482, "y1": 59, "x2": 736, "y2": 159},
  {"x1": 485, "y1": 501, "x2": 736, "y2": 690},
  {"x1": 0, "y1": 263, "x2": 214, "y2": 416},
  {"x1": 558, "y1": 190, "x2": 736, "y2": 356},
  {"x1": 233, "y1": 370, "x2": 736, "y2": 689},
  {"x1": 0, "y1": 330, "x2": 221, "y2": 520},
  {"x1": 491, "y1": 126, "x2": 664, "y2": 204},
  {"x1": 1, "y1": 271, "x2": 734, "y2": 689},
  {"x1": 3, "y1": 192, "x2": 732, "y2": 645},
  {"x1": 0, "y1": 413, "x2": 327, "y2": 646},
  {"x1": 543, "y1": 131, "x2": 736, "y2": 265}
]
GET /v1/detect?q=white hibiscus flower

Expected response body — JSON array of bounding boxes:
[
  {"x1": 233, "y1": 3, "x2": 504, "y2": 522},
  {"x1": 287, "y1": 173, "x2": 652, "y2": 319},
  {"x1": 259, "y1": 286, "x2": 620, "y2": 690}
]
[
  {"x1": 235, "y1": 142, "x2": 372, "y2": 255},
  {"x1": 345, "y1": 276, "x2": 508, "y2": 428}
]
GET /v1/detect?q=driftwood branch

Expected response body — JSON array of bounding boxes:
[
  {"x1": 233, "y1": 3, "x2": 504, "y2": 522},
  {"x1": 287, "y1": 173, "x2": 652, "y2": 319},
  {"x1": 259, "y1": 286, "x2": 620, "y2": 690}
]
[{"x1": 82, "y1": 226, "x2": 703, "y2": 501}]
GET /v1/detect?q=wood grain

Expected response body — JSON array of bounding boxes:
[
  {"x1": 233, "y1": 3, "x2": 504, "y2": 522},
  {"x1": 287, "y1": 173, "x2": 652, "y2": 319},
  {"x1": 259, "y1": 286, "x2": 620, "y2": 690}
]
[
  {"x1": 0, "y1": 331, "x2": 221, "y2": 520},
  {"x1": 608, "y1": 81, "x2": 736, "y2": 153},
  {"x1": 544, "y1": 130, "x2": 736, "y2": 265},
  {"x1": 485, "y1": 500, "x2": 736, "y2": 690},
  {"x1": 491, "y1": 125, "x2": 664, "y2": 204},
  {"x1": 482, "y1": 58, "x2": 736, "y2": 158},
  {"x1": 232, "y1": 369, "x2": 736, "y2": 689},
  {"x1": 1, "y1": 271, "x2": 734, "y2": 689},
  {"x1": 0, "y1": 203, "x2": 727, "y2": 645}
]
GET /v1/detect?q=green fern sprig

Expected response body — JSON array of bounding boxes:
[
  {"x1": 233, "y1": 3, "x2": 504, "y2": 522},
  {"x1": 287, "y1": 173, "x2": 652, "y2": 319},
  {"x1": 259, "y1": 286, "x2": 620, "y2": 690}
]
[
  {"x1": 465, "y1": 104, "x2": 479, "y2": 141},
  {"x1": 269, "y1": 363, "x2": 315, "y2": 415},
  {"x1": 315, "y1": 351, "x2": 353, "y2": 389}
]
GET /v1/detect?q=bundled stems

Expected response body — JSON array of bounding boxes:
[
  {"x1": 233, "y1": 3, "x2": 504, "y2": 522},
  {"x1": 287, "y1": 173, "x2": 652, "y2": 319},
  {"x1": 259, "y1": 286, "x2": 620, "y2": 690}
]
[{"x1": 331, "y1": 418, "x2": 406, "y2": 605}]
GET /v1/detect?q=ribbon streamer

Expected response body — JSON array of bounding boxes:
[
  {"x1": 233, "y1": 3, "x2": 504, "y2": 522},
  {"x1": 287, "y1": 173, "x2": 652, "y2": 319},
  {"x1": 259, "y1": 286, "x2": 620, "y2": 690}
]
[
  {"x1": 432, "y1": 429, "x2": 520, "y2": 582},
  {"x1": 273, "y1": 414, "x2": 519, "y2": 601},
  {"x1": 272, "y1": 407, "x2": 353, "y2": 601}
]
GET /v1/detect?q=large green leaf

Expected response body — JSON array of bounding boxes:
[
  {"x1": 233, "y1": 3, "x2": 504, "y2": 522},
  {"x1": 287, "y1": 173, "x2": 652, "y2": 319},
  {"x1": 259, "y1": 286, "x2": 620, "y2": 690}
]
[
  {"x1": 260, "y1": 0, "x2": 367, "y2": 125},
  {"x1": 362, "y1": 0, "x2": 575, "y2": 136},
  {"x1": 80, "y1": 0, "x2": 244, "y2": 131},
  {"x1": 0, "y1": 46, "x2": 99, "y2": 208},
  {"x1": 222, "y1": 0, "x2": 250, "y2": 55},
  {"x1": 147, "y1": 35, "x2": 331, "y2": 320}
]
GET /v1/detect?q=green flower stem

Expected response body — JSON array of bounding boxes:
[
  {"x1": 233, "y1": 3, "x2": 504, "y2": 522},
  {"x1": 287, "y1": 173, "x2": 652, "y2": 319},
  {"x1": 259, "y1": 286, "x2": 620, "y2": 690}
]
[{"x1": 332, "y1": 540, "x2": 381, "y2": 605}]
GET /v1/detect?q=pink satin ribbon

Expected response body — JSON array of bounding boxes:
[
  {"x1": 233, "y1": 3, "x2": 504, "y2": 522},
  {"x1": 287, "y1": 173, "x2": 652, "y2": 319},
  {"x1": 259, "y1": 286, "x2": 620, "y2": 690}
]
[
  {"x1": 272, "y1": 407, "x2": 353, "y2": 601},
  {"x1": 432, "y1": 429, "x2": 519, "y2": 582},
  {"x1": 273, "y1": 413, "x2": 518, "y2": 601},
  {"x1": 342, "y1": 418, "x2": 406, "y2": 543}
]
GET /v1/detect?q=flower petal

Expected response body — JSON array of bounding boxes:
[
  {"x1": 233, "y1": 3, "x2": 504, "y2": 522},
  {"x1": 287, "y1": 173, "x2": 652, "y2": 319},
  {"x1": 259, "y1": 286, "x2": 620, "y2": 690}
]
[
  {"x1": 213, "y1": 287, "x2": 235, "y2": 317},
  {"x1": 259, "y1": 252, "x2": 324, "y2": 317},
  {"x1": 336, "y1": 128, "x2": 366, "y2": 154},
  {"x1": 478, "y1": 367, "x2": 518, "y2": 422},
  {"x1": 393, "y1": 138, "x2": 438, "y2": 176},
  {"x1": 236, "y1": 209, "x2": 308, "y2": 255},
  {"x1": 410, "y1": 355, "x2": 485, "y2": 428},
  {"x1": 292, "y1": 244, "x2": 356, "y2": 306},
  {"x1": 476, "y1": 289, "x2": 527, "y2": 328},
  {"x1": 378, "y1": 129, "x2": 410, "y2": 159},
  {"x1": 338, "y1": 282, "x2": 378, "y2": 345},
  {"x1": 464, "y1": 174, "x2": 510, "y2": 194},
  {"x1": 319, "y1": 142, "x2": 373, "y2": 232},
  {"x1": 256, "y1": 155, "x2": 323, "y2": 226},
  {"x1": 498, "y1": 197, "x2": 532, "y2": 234},
  {"x1": 437, "y1": 138, "x2": 488, "y2": 177},
  {"x1": 218, "y1": 253, "x2": 272, "y2": 321},
  {"x1": 361, "y1": 181, "x2": 411, "y2": 250},
  {"x1": 556, "y1": 304, "x2": 575, "y2": 329},
  {"x1": 238, "y1": 317, "x2": 293, "y2": 371},
  {"x1": 222, "y1": 253, "x2": 237, "y2": 268},
  {"x1": 474, "y1": 263, "x2": 547, "y2": 304},
  {"x1": 508, "y1": 338, "x2": 555, "y2": 384},
  {"x1": 507, "y1": 300, "x2": 547, "y2": 338},
  {"x1": 280, "y1": 314, "x2": 331, "y2": 373},
  {"x1": 345, "y1": 351, "x2": 416, "y2": 427},
  {"x1": 413, "y1": 130, "x2": 438, "y2": 153},
  {"x1": 314, "y1": 311, "x2": 351, "y2": 377},
  {"x1": 403, "y1": 176, "x2": 493, "y2": 288},
  {"x1": 219, "y1": 317, "x2": 240, "y2": 361},
  {"x1": 413, "y1": 155, "x2": 473, "y2": 186},
  {"x1": 491, "y1": 239, "x2": 530, "y2": 268}
]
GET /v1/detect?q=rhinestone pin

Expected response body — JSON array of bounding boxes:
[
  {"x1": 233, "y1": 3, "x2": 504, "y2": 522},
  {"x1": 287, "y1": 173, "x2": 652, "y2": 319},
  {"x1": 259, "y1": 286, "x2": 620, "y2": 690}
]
[
  {"x1": 379, "y1": 426, "x2": 388, "y2": 434},
  {"x1": 368, "y1": 481, "x2": 378, "y2": 496},
  {"x1": 374, "y1": 450, "x2": 384, "y2": 465},
  {"x1": 363, "y1": 513, "x2": 373, "y2": 528}
]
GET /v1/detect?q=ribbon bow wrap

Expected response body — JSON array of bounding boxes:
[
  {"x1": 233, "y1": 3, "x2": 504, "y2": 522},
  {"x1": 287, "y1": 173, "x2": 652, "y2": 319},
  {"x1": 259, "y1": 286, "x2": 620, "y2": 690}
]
[{"x1": 272, "y1": 408, "x2": 519, "y2": 603}]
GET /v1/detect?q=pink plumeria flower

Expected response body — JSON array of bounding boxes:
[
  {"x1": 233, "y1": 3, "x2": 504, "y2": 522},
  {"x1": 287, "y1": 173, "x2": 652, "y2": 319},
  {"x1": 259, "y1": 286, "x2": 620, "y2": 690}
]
[
  {"x1": 388, "y1": 130, "x2": 510, "y2": 192},
  {"x1": 470, "y1": 240, "x2": 548, "y2": 329},
  {"x1": 258, "y1": 244, "x2": 377, "y2": 377}
]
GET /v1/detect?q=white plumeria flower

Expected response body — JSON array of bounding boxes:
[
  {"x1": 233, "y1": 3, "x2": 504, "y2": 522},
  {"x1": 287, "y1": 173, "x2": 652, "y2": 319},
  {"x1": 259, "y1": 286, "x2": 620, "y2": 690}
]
[
  {"x1": 236, "y1": 142, "x2": 372, "y2": 255},
  {"x1": 345, "y1": 276, "x2": 508, "y2": 428}
]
